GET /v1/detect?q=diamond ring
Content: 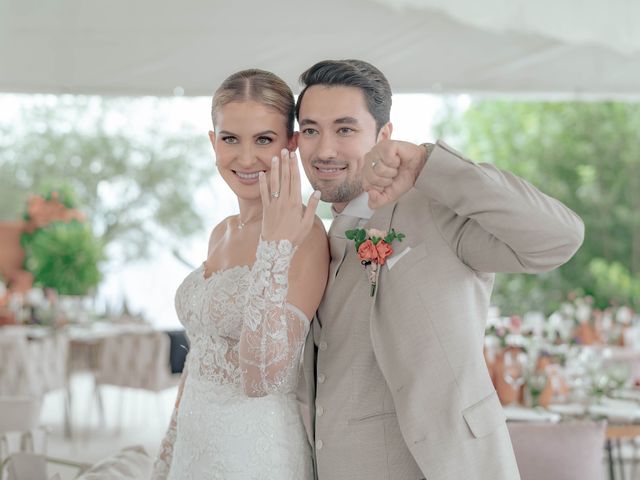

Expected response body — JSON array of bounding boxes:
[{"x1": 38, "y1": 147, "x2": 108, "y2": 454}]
[{"x1": 271, "y1": 191, "x2": 280, "y2": 198}]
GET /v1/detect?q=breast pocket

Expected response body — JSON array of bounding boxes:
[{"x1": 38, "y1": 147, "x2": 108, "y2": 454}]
[{"x1": 385, "y1": 242, "x2": 428, "y2": 277}]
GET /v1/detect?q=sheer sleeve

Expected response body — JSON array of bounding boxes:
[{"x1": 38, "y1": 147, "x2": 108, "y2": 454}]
[
  {"x1": 239, "y1": 239, "x2": 310, "y2": 397},
  {"x1": 150, "y1": 365, "x2": 188, "y2": 479},
  {"x1": 150, "y1": 408, "x2": 177, "y2": 479}
]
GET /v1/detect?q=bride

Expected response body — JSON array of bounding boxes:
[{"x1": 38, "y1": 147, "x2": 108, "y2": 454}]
[{"x1": 151, "y1": 69, "x2": 329, "y2": 479}]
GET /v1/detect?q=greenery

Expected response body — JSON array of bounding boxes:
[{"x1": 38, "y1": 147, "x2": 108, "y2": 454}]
[
  {"x1": 0, "y1": 95, "x2": 211, "y2": 261},
  {"x1": 345, "y1": 227, "x2": 405, "y2": 252},
  {"x1": 21, "y1": 220, "x2": 104, "y2": 295},
  {"x1": 435, "y1": 100, "x2": 640, "y2": 314}
]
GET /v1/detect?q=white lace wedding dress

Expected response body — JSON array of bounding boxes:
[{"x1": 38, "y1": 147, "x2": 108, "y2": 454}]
[{"x1": 151, "y1": 240, "x2": 313, "y2": 480}]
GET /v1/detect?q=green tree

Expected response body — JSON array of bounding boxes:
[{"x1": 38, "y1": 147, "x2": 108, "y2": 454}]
[
  {"x1": 435, "y1": 100, "x2": 640, "y2": 313},
  {"x1": 0, "y1": 95, "x2": 212, "y2": 260}
]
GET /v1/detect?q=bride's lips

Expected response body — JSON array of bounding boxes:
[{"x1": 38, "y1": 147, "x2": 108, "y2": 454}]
[
  {"x1": 232, "y1": 170, "x2": 265, "y2": 185},
  {"x1": 313, "y1": 164, "x2": 347, "y2": 179}
]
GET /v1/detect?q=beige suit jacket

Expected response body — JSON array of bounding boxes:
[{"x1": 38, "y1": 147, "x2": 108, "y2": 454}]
[{"x1": 299, "y1": 141, "x2": 584, "y2": 480}]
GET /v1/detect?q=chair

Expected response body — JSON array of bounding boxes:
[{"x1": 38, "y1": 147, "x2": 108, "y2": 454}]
[
  {"x1": 0, "y1": 330, "x2": 70, "y2": 402},
  {"x1": 0, "y1": 396, "x2": 45, "y2": 480},
  {"x1": 508, "y1": 420, "x2": 607, "y2": 480},
  {"x1": 0, "y1": 334, "x2": 35, "y2": 397},
  {"x1": 30, "y1": 333, "x2": 72, "y2": 437},
  {"x1": 92, "y1": 331, "x2": 180, "y2": 430},
  {"x1": 2, "y1": 452, "x2": 48, "y2": 480},
  {"x1": 29, "y1": 333, "x2": 69, "y2": 396}
]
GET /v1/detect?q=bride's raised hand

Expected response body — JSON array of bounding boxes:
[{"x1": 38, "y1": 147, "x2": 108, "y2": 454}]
[{"x1": 259, "y1": 148, "x2": 321, "y2": 246}]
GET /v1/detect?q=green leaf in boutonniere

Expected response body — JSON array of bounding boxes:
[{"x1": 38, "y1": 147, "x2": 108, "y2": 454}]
[
  {"x1": 346, "y1": 228, "x2": 370, "y2": 252},
  {"x1": 345, "y1": 229, "x2": 358, "y2": 240},
  {"x1": 345, "y1": 228, "x2": 360, "y2": 250},
  {"x1": 384, "y1": 228, "x2": 405, "y2": 244}
]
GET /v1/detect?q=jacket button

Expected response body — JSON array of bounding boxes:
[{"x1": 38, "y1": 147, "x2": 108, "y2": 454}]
[
  {"x1": 316, "y1": 439, "x2": 324, "y2": 450},
  {"x1": 318, "y1": 341, "x2": 328, "y2": 351},
  {"x1": 318, "y1": 373, "x2": 326, "y2": 384}
]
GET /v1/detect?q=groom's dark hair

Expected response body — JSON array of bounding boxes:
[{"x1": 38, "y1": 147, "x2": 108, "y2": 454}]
[{"x1": 295, "y1": 59, "x2": 392, "y2": 134}]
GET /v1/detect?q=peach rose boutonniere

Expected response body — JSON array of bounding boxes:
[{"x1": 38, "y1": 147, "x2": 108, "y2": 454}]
[{"x1": 345, "y1": 227, "x2": 406, "y2": 296}]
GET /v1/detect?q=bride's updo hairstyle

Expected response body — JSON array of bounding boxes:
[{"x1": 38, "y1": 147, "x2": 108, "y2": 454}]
[{"x1": 211, "y1": 69, "x2": 295, "y2": 138}]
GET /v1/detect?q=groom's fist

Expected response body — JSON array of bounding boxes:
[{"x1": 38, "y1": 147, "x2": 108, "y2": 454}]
[{"x1": 363, "y1": 140, "x2": 429, "y2": 209}]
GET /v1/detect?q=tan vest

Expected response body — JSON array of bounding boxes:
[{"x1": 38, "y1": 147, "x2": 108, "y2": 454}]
[{"x1": 310, "y1": 209, "x2": 423, "y2": 479}]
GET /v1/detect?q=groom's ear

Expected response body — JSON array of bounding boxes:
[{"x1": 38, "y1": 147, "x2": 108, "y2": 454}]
[
  {"x1": 376, "y1": 122, "x2": 393, "y2": 143},
  {"x1": 287, "y1": 132, "x2": 299, "y2": 151}
]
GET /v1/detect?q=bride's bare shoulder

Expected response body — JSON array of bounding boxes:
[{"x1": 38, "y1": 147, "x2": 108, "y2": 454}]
[{"x1": 207, "y1": 216, "x2": 234, "y2": 255}]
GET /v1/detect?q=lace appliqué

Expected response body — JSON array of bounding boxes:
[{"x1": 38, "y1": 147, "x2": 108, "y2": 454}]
[
  {"x1": 174, "y1": 264, "x2": 251, "y2": 393},
  {"x1": 240, "y1": 239, "x2": 309, "y2": 397},
  {"x1": 151, "y1": 406, "x2": 178, "y2": 479}
]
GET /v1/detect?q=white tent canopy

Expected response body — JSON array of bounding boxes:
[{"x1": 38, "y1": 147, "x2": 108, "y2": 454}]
[{"x1": 1, "y1": 0, "x2": 639, "y2": 98}]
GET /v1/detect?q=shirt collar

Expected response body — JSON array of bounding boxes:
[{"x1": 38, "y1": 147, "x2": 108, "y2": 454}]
[{"x1": 330, "y1": 192, "x2": 375, "y2": 220}]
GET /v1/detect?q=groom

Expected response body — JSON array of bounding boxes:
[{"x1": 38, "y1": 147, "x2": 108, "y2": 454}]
[{"x1": 295, "y1": 59, "x2": 584, "y2": 480}]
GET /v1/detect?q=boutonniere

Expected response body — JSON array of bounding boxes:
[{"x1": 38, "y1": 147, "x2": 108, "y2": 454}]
[{"x1": 344, "y1": 228, "x2": 406, "y2": 296}]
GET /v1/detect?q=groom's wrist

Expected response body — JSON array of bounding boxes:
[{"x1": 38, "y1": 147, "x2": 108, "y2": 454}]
[
  {"x1": 410, "y1": 142, "x2": 434, "y2": 184},
  {"x1": 420, "y1": 142, "x2": 435, "y2": 164}
]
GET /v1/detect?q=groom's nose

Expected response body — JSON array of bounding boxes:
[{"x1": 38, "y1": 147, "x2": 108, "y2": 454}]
[{"x1": 317, "y1": 134, "x2": 338, "y2": 161}]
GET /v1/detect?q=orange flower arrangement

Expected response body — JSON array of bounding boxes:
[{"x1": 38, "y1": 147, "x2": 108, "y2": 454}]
[{"x1": 24, "y1": 191, "x2": 85, "y2": 233}]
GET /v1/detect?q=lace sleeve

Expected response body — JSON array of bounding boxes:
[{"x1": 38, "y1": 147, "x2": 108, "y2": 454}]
[
  {"x1": 150, "y1": 407, "x2": 178, "y2": 479},
  {"x1": 239, "y1": 239, "x2": 310, "y2": 397},
  {"x1": 150, "y1": 365, "x2": 188, "y2": 479}
]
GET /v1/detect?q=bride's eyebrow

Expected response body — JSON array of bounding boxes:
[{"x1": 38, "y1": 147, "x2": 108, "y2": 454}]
[{"x1": 254, "y1": 130, "x2": 278, "y2": 137}]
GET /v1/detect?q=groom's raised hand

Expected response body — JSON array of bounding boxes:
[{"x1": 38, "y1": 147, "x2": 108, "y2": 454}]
[{"x1": 362, "y1": 140, "x2": 429, "y2": 209}]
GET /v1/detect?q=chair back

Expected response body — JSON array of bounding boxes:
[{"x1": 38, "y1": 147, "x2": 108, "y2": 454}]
[
  {"x1": 508, "y1": 420, "x2": 607, "y2": 480},
  {"x1": 0, "y1": 335, "x2": 33, "y2": 397},
  {"x1": 29, "y1": 333, "x2": 69, "y2": 394},
  {"x1": 0, "y1": 396, "x2": 45, "y2": 476},
  {"x1": 95, "y1": 331, "x2": 177, "y2": 391}
]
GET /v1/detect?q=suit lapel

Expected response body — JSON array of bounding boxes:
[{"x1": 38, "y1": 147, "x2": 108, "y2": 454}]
[
  {"x1": 328, "y1": 234, "x2": 349, "y2": 286},
  {"x1": 363, "y1": 201, "x2": 397, "y2": 235},
  {"x1": 327, "y1": 214, "x2": 359, "y2": 290}
]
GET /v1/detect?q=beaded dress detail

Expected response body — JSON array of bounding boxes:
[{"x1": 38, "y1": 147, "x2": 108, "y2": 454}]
[{"x1": 151, "y1": 240, "x2": 312, "y2": 480}]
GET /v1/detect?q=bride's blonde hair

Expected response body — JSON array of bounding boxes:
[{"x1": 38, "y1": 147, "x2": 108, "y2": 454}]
[{"x1": 212, "y1": 69, "x2": 295, "y2": 137}]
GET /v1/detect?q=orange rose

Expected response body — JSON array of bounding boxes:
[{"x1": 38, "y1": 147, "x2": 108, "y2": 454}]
[
  {"x1": 375, "y1": 241, "x2": 393, "y2": 265},
  {"x1": 357, "y1": 239, "x2": 379, "y2": 263}
]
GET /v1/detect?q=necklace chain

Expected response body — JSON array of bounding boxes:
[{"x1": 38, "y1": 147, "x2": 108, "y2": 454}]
[{"x1": 237, "y1": 214, "x2": 261, "y2": 230}]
